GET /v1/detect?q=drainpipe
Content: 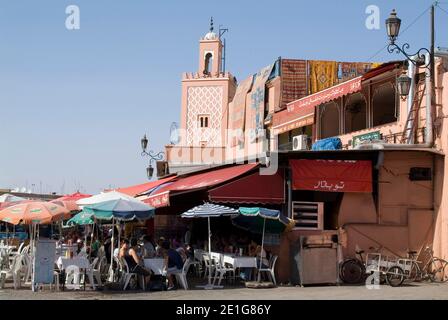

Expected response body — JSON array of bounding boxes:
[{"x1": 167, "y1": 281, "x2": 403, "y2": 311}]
[
  {"x1": 355, "y1": 52, "x2": 433, "y2": 150},
  {"x1": 406, "y1": 56, "x2": 417, "y2": 144}
]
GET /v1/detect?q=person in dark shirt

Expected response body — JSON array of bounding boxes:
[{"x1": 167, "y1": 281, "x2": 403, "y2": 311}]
[
  {"x1": 162, "y1": 240, "x2": 184, "y2": 290},
  {"x1": 119, "y1": 238, "x2": 151, "y2": 288}
]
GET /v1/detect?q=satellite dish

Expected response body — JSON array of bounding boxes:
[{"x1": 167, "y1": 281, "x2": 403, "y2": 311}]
[{"x1": 169, "y1": 122, "x2": 180, "y2": 145}]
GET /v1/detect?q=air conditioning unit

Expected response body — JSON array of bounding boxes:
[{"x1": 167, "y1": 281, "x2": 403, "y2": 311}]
[{"x1": 293, "y1": 135, "x2": 308, "y2": 151}]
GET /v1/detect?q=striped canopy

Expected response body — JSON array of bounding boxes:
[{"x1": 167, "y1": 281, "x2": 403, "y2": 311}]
[
  {"x1": 181, "y1": 203, "x2": 238, "y2": 218},
  {"x1": 232, "y1": 207, "x2": 294, "y2": 234}
]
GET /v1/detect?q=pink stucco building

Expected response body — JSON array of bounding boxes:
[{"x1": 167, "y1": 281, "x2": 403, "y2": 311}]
[{"x1": 163, "y1": 24, "x2": 448, "y2": 284}]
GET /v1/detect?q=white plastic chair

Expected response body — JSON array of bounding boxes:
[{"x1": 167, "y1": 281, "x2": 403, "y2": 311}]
[
  {"x1": 13, "y1": 242, "x2": 25, "y2": 255},
  {"x1": 119, "y1": 258, "x2": 143, "y2": 291},
  {"x1": 213, "y1": 255, "x2": 235, "y2": 286},
  {"x1": 168, "y1": 258, "x2": 191, "y2": 290},
  {"x1": 88, "y1": 257, "x2": 102, "y2": 287},
  {"x1": 258, "y1": 255, "x2": 278, "y2": 286},
  {"x1": 0, "y1": 254, "x2": 24, "y2": 289},
  {"x1": 202, "y1": 254, "x2": 215, "y2": 279}
]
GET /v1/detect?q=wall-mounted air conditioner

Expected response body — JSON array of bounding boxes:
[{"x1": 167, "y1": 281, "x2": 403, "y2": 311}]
[{"x1": 293, "y1": 135, "x2": 308, "y2": 151}]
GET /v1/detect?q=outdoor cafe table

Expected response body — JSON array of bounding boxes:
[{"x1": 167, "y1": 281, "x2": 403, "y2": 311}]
[
  {"x1": 144, "y1": 258, "x2": 165, "y2": 275},
  {"x1": 56, "y1": 256, "x2": 95, "y2": 290},
  {"x1": 211, "y1": 252, "x2": 257, "y2": 268}
]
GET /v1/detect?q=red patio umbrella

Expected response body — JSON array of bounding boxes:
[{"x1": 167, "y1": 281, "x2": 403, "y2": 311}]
[
  {"x1": 55, "y1": 191, "x2": 91, "y2": 202},
  {"x1": 50, "y1": 200, "x2": 80, "y2": 213}
]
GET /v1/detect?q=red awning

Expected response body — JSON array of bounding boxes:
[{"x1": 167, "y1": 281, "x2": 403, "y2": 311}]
[
  {"x1": 142, "y1": 163, "x2": 259, "y2": 208},
  {"x1": 208, "y1": 170, "x2": 285, "y2": 204},
  {"x1": 115, "y1": 176, "x2": 177, "y2": 197},
  {"x1": 290, "y1": 159, "x2": 372, "y2": 193},
  {"x1": 272, "y1": 76, "x2": 362, "y2": 135}
]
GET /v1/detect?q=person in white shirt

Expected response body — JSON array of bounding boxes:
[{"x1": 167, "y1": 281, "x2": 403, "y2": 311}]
[{"x1": 141, "y1": 235, "x2": 156, "y2": 258}]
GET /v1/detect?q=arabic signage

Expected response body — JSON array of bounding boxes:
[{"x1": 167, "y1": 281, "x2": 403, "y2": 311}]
[
  {"x1": 144, "y1": 192, "x2": 170, "y2": 208},
  {"x1": 352, "y1": 131, "x2": 382, "y2": 147},
  {"x1": 289, "y1": 159, "x2": 373, "y2": 193},
  {"x1": 272, "y1": 76, "x2": 362, "y2": 135}
]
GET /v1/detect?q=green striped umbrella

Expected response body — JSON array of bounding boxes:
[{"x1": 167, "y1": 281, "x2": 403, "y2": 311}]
[{"x1": 64, "y1": 210, "x2": 96, "y2": 227}]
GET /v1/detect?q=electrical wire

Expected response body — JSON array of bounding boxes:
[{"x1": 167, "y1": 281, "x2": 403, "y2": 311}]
[
  {"x1": 436, "y1": 3, "x2": 448, "y2": 16},
  {"x1": 366, "y1": 5, "x2": 432, "y2": 62}
]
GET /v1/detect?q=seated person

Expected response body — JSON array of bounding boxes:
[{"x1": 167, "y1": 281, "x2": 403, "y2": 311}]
[
  {"x1": 155, "y1": 237, "x2": 166, "y2": 257},
  {"x1": 140, "y1": 235, "x2": 156, "y2": 258},
  {"x1": 119, "y1": 238, "x2": 151, "y2": 288},
  {"x1": 249, "y1": 239, "x2": 269, "y2": 268},
  {"x1": 176, "y1": 246, "x2": 188, "y2": 262},
  {"x1": 161, "y1": 240, "x2": 184, "y2": 290}
]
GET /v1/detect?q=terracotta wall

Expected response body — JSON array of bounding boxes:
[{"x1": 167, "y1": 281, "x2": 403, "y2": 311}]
[
  {"x1": 273, "y1": 151, "x2": 436, "y2": 284},
  {"x1": 433, "y1": 67, "x2": 448, "y2": 260},
  {"x1": 341, "y1": 151, "x2": 435, "y2": 258}
]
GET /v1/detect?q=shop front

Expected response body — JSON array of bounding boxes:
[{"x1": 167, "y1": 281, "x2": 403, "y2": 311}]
[{"x1": 275, "y1": 148, "x2": 439, "y2": 285}]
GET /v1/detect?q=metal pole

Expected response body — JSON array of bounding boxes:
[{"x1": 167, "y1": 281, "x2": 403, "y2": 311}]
[
  {"x1": 208, "y1": 216, "x2": 212, "y2": 286},
  {"x1": 109, "y1": 218, "x2": 115, "y2": 282},
  {"x1": 258, "y1": 218, "x2": 266, "y2": 282},
  {"x1": 430, "y1": 3, "x2": 436, "y2": 145},
  {"x1": 287, "y1": 169, "x2": 292, "y2": 218},
  {"x1": 430, "y1": 3, "x2": 435, "y2": 87}
]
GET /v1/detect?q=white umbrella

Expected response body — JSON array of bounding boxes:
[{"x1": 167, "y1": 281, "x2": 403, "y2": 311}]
[
  {"x1": 77, "y1": 191, "x2": 154, "y2": 283},
  {"x1": 181, "y1": 203, "x2": 238, "y2": 290},
  {"x1": 76, "y1": 191, "x2": 138, "y2": 206},
  {"x1": 0, "y1": 194, "x2": 25, "y2": 203}
]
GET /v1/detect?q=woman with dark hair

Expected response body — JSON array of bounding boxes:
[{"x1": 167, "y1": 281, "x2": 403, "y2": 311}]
[{"x1": 119, "y1": 238, "x2": 151, "y2": 288}]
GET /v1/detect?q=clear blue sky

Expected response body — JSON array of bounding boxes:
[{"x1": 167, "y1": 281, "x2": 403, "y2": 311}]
[{"x1": 0, "y1": 0, "x2": 446, "y2": 194}]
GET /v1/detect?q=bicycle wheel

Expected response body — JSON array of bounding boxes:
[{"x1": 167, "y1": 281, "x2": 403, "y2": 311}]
[
  {"x1": 428, "y1": 258, "x2": 448, "y2": 283},
  {"x1": 407, "y1": 261, "x2": 421, "y2": 282},
  {"x1": 386, "y1": 266, "x2": 405, "y2": 287},
  {"x1": 340, "y1": 259, "x2": 365, "y2": 284}
]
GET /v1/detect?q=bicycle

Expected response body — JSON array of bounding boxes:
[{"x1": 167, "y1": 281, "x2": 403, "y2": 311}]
[
  {"x1": 406, "y1": 246, "x2": 448, "y2": 283},
  {"x1": 340, "y1": 246, "x2": 407, "y2": 287},
  {"x1": 339, "y1": 246, "x2": 382, "y2": 285}
]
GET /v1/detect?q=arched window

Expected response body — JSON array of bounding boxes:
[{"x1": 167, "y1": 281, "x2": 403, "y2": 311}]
[
  {"x1": 204, "y1": 52, "x2": 213, "y2": 75},
  {"x1": 319, "y1": 101, "x2": 340, "y2": 139},
  {"x1": 372, "y1": 82, "x2": 397, "y2": 127},
  {"x1": 344, "y1": 93, "x2": 367, "y2": 133},
  {"x1": 198, "y1": 115, "x2": 210, "y2": 128}
]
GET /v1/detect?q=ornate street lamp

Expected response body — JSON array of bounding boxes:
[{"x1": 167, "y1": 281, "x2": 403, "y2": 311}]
[
  {"x1": 386, "y1": 9, "x2": 431, "y2": 69},
  {"x1": 397, "y1": 73, "x2": 412, "y2": 98},
  {"x1": 140, "y1": 134, "x2": 164, "y2": 179},
  {"x1": 385, "y1": 9, "x2": 401, "y2": 44}
]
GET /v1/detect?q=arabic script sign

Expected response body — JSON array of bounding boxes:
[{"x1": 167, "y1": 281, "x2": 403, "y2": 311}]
[
  {"x1": 352, "y1": 131, "x2": 382, "y2": 147},
  {"x1": 289, "y1": 159, "x2": 373, "y2": 193},
  {"x1": 145, "y1": 192, "x2": 170, "y2": 208},
  {"x1": 273, "y1": 76, "x2": 362, "y2": 135}
]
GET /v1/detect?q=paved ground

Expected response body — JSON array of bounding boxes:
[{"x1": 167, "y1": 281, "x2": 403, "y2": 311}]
[{"x1": 0, "y1": 281, "x2": 447, "y2": 300}]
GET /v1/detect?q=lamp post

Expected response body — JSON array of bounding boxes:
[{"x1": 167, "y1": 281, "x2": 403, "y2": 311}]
[
  {"x1": 140, "y1": 134, "x2": 164, "y2": 179},
  {"x1": 385, "y1": 9, "x2": 431, "y2": 69}
]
